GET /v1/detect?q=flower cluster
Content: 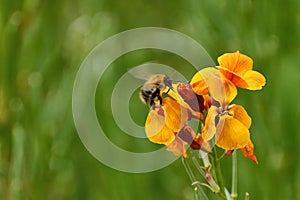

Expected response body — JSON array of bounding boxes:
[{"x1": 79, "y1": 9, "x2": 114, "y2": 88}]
[{"x1": 144, "y1": 51, "x2": 266, "y2": 163}]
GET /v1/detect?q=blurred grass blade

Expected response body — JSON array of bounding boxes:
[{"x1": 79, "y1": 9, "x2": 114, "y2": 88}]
[{"x1": 8, "y1": 124, "x2": 25, "y2": 200}]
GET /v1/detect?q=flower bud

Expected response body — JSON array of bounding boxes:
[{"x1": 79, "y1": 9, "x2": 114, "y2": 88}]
[{"x1": 177, "y1": 83, "x2": 206, "y2": 113}]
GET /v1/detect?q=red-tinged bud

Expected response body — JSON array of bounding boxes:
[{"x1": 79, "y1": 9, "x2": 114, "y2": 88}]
[
  {"x1": 178, "y1": 125, "x2": 194, "y2": 144},
  {"x1": 178, "y1": 128, "x2": 208, "y2": 151},
  {"x1": 177, "y1": 83, "x2": 206, "y2": 113},
  {"x1": 190, "y1": 135, "x2": 204, "y2": 150},
  {"x1": 190, "y1": 140, "x2": 201, "y2": 150},
  {"x1": 205, "y1": 170, "x2": 220, "y2": 193},
  {"x1": 225, "y1": 150, "x2": 235, "y2": 156}
]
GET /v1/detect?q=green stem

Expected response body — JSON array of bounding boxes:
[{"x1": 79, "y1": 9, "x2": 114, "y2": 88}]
[
  {"x1": 212, "y1": 148, "x2": 226, "y2": 199},
  {"x1": 231, "y1": 151, "x2": 238, "y2": 200},
  {"x1": 182, "y1": 157, "x2": 209, "y2": 200}
]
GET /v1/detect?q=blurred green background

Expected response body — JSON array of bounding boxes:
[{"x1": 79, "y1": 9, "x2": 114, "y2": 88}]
[{"x1": 1, "y1": 0, "x2": 300, "y2": 199}]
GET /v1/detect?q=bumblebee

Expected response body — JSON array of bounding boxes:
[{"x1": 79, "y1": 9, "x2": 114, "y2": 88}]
[{"x1": 140, "y1": 74, "x2": 173, "y2": 106}]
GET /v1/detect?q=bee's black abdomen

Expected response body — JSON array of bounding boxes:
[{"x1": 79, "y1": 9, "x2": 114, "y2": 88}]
[{"x1": 141, "y1": 87, "x2": 161, "y2": 106}]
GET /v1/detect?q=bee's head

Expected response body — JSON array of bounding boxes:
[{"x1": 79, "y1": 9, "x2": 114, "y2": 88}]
[{"x1": 163, "y1": 76, "x2": 173, "y2": 89}]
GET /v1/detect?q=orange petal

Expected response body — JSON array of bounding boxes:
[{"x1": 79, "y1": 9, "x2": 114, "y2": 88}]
[
  {"x1": 203, "y1": 94, "x2": 211, "y2": 110},
  {"x1": 145, "y1": 109, "x2": 175, "y2": 145},
  {"x1": 228, "y1": 105, "x2": 252, "y2": 129},
  {"x1": 241, "y1": 140, "x2": 258, "y2": 164},
  {"x1": 217, "y1": 51, "x2": 253, "y2": 75},
  {"x1": 199, "y1": 68, "x2": 237, "y2": 104},
  {"x1": 199, "y1": 68, "x2": 225, "y2": 103},
  {"x1": 167, "y1": 136, "x2": 187, "y2": 157},
  {"x1": 163, "y1": 98, "x2": 188, "y2": 132},
  {"x1": 201, "y1": 106, "x2": 218, "y2": 141},
  {"x1": 242, "y1": 70, "x2": 266, "y2": 90},
  {"x1": 217, "y1": 66, "x2": 248, "y2": 88},
  {"x1": 190, "y1": 71, "x2": 209, "y2": 96},
  {"x1": 217, "y1": 66, "x2": 266, "y2": 90},
  {"x1": 217, "y1": 51, "x2": 266, "y2": 90},
  {"x1": 215, "y1": 115, "x2": 250, "y2": 150},
  {"x1": 223, "y1": 78, "x2": 237, "y2": 104}
]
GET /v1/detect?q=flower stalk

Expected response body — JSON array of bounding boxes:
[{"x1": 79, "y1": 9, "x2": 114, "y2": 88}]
[
  {"x1": 212, "y1": 148, "x2": 226, "y2": 199},
  {"x1": 231, "y1": 151, "x2": 238, "y2": 200},
  {"x1": 182, "y1": 157, "x2": 209, "y2": 200},
  {"x1": 245, "y1": 192, "x2": 250, "y2": 200}
]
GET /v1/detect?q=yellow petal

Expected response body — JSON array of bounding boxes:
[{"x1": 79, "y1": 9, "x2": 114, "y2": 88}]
[
  {"x1": 217, "y1": 51, "x2": 253, "y2": 74},
  {"x1": 228, "y1": 105, "x2": 252, "y2": 129},
  {"x1": 215, "y1": 116, "x2": 250, "y2": 150},
  {"x1": 242, "y1": 70, "x2": 266, "y2": 90},
  {"x1": 145, "y1": 109, "x2": 175, "y2": 145}
]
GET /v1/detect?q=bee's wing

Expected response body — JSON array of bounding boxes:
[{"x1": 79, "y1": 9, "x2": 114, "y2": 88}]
[
  {"x1": 127, "y1": 62, "x2": 159, "y2": 81},
  {"x1": 128, "y1": 68, "x2": 152, "y2": 81},
  {"x1": 128, "y1": 62, "x2": 187, "y2": 82}
]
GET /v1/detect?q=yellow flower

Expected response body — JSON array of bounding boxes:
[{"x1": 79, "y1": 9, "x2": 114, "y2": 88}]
[
  {"x1": 217, "y1": 51, "x2": 266, "y2": 90},
  {"x1": 145, "y1": 98, "x2": 188, "y2": 145},
  {"x1": 191, "y1": 51, "x2": 266, "y2": 104},
  {"x1": 145, "y1": 95, "x2": 207, "y2": 156},
  {"x1": 202, "y1": 104, "x2": 251, "y2": 150},
  {"x1": 145, "y1": 97, "x2": 193, "y2": 156}
]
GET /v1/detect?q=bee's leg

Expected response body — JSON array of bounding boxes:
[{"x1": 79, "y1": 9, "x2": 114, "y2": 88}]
[
  {"x1": 158, "y1": 95, "x2": 163, "y2": 105},
  {"x1": 166, "y1": 88, "x2": 170, "y2": 94},
  {"x1": 150, "y1": 99, "x2": 155, "y2": 106}
]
